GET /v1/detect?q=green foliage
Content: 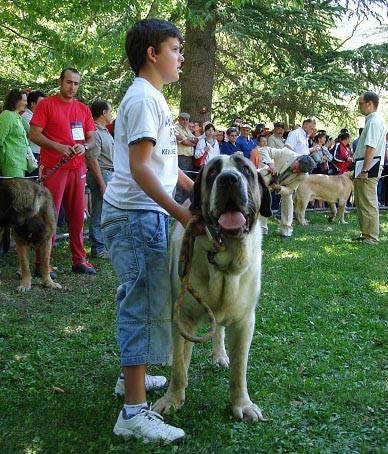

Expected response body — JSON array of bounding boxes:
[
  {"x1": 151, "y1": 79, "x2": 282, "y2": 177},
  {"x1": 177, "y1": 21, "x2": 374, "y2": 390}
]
[
  {"x1": 0, "y1": 211, "x2": 387, "y2": 452},
  {"x1": 0, "y1": 0, "x2": 386, "y2": 126}
]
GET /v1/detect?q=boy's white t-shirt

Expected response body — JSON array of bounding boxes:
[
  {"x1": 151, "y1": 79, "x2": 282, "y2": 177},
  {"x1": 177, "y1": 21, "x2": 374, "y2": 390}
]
[{"x1": 104, "y1": 78, "x2": 178, "y2": 214}]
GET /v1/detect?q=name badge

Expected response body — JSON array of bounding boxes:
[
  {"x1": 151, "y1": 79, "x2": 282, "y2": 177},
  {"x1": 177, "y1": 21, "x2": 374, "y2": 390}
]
[{"x1": 71, "y1": 122, "x2": 85, "y2": 141}]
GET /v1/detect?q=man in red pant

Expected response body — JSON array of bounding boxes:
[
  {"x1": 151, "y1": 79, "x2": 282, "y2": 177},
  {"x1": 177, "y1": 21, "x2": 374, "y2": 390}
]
[{"x1": 30, "y1": 68, "x2": 97, "y2": 275}]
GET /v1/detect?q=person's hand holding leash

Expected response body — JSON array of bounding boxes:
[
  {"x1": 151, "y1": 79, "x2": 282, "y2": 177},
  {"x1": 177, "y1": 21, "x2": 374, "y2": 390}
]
[
  {"x1": 73, "y1": 143, "x2": 86, "y2": 156},
  {"x1": 55, "y1": 144, "x2": 75, "y2": 157}
]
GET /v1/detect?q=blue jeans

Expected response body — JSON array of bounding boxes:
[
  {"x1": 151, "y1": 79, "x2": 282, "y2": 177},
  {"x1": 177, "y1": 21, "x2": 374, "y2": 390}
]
[
  {"x1": 101, "y1": 202, "x2": 172, "y2": 366},
  {"x1": 87, "y1": 169, "x2": 114, "y2": 254}
]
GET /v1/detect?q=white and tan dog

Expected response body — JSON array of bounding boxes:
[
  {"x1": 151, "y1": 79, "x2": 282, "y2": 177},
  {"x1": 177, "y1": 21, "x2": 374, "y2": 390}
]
[
  {"x1": 294, "y1": 172, "x2": 354, "y2": 225},
  {"x1": 153, "y1": 154, "x2": 271, "y2": 421}
]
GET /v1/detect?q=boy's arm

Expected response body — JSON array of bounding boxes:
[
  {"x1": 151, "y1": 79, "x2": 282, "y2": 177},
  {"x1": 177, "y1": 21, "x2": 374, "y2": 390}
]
[
  {"x1": 177, "y1": 167, "x2": 194, "y2": 192},
  {"x1": 130, "y1": 140, "x2": 194, "y2": 228}
]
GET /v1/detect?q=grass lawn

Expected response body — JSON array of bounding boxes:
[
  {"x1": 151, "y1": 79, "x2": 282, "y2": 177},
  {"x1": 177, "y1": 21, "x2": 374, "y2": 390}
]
[{"x1": 0, "y1": 210, "x2": 387, "y2": 453}]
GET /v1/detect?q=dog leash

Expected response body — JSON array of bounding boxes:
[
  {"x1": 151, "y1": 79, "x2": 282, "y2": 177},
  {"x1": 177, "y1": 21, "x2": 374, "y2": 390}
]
[
  {"x1": 173, "y1": 215, "x2": 218, "y2": 343},
  {"x1": 38, "y1": 154, "x2": 75, "y2": 184}
]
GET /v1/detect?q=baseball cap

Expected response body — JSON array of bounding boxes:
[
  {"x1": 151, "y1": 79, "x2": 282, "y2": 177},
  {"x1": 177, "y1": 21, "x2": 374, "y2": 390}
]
[
  {"x1": 179, "y1": 112, "x2": 190, "y2": 119},
  {"x1": 255, "y1": 123, "x2": 265, "y2": 129},
  {"x1": 241, "y1": 124, "x2": 252, "y2": 129},
  {"x1": 274, "y1": 122, "x2": 285, "y2": 128}
]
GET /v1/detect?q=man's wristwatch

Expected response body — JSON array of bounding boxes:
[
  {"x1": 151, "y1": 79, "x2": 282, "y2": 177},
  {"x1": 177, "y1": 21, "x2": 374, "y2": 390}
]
[
  {"x1": 83, "y1": 144, "x2": 88, "y2": 151},
  {"x1": 360, "y1": 169, "x2": 368, "y2": 174}
]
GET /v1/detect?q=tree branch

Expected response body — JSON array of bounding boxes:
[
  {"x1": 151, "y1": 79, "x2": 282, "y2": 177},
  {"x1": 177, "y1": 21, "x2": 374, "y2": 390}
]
[{"x1": 0, "y1": 24, "x2": 54, "y2": 49}]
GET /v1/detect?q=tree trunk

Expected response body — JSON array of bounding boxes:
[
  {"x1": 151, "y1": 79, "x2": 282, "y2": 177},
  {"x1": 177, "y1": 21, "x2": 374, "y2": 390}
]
[{"x1": 180, "y1": 1, "x2": 217, "y2": 124}]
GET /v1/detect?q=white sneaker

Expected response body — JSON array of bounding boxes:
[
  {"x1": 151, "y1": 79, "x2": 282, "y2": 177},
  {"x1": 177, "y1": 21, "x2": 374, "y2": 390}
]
[
  {"x1": 114, "y1": 373, "x2": 168, "y2": 395},
  {"x1": 113, "y1": 407, "x2": 185, "y2": 444}
]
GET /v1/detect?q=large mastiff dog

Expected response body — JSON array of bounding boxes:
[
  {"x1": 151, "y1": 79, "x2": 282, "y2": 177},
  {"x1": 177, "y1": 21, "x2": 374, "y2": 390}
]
[
  {"x1": 294, "y1": 172, "x2": 354, "y2": 225},
  {"x1": 0, "y1": 178, "x2": 61, "y2": 292},
  {"x1": 154, "y1": 154, "x2": 271, "y2": 421}
]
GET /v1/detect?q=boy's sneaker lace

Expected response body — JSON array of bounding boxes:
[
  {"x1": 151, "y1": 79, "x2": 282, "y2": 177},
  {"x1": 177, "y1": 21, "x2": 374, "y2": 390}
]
[
  {"x1": 72, "y1": 261, "x2": 96, "y2": 275},
  {"x1": 114, "y1": 373, "x2": 168, "y2": 395},
  {"x1": 113, "y1": 407, "x2": 185, "y2": 444}
]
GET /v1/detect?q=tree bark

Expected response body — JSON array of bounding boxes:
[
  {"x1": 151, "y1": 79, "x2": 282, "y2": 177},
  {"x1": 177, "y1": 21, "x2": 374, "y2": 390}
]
[{"x1": 180, "y1": 1, "x2": 217, "y2": 123}]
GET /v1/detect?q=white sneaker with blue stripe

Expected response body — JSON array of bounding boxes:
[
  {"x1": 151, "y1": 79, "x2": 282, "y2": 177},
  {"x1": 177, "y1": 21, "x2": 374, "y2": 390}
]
[{"x1": 113, "y1": 406, "x2": 185, "y2": 444}]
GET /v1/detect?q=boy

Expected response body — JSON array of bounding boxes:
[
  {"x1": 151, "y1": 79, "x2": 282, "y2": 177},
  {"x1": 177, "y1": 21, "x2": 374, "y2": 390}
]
[{"x1": 101, "y1": 19, "x2": 196, "y2": 444}]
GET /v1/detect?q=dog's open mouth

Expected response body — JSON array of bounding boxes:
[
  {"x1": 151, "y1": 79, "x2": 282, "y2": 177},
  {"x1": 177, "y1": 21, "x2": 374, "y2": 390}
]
[
  {"x1": 216, "y1": 210, "x2": 251, "y2": 237},
  {"x1": 218, "y1": 211, "x2": 246, "y2": 231}
]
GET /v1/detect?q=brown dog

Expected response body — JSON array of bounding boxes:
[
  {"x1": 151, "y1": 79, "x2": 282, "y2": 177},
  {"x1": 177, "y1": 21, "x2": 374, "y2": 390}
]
[
  {"x1": 294, "y1": 172, "x2": 354, "y2": 225},
  {"x1": 0, "y1": 178, "x2": 61, "y2": 292}
]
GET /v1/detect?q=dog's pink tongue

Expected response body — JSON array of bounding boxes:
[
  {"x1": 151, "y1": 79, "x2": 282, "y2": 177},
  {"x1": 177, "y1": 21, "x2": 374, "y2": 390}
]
[{"x1": 218, "y1": 211, "x2": 246, "y2": 230}]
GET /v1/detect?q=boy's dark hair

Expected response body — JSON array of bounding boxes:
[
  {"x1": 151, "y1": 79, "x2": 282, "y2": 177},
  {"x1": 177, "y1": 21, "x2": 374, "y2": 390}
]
[
  {"x1": 90, "y1": 99, "x2": 110, "y2": 119},
  {"x1": 60, "y1": 68, "x2": 80, "y2": 80},
  {"x1": 27, "y1": 90, "x2": 45, "y2": 108},
  {"x1": 3, "y1": 89, "x2": 27, "y2": 111},
  {"x1": 338, "y1": 132, "x2": 350, "y2": 141},
  {"x1": 125, "y1": 19, "x2": 183, "y2": 76}
]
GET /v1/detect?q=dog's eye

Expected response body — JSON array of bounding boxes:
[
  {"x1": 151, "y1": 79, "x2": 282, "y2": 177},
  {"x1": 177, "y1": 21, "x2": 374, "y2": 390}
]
[
  {"x1": 208, "y1": 168, "x2": 218, "y2": 178},
  {"x1": 241, "y1": 165, "x2": 251, "y2": 175}
]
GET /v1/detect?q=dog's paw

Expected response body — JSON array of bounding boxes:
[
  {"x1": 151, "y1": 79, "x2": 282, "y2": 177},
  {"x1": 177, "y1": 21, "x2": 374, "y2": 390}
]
[
  {"x1": 153, "y1": 392, "x2": 185, "y2": 415},
  {"x1": 340, "y1": 220, "x2": 348, "y2": 225},
  {"x1": 43, "y1": 280, "x2": 62, "y2": 290},
  {"x1": 17, "y1": 283, "x2": 31, "y2": 293},
  {"x1": 232, "y1": 401, "x2": 264, "y2": 421},
  {"x1": 328, "y1": 216, "x2": 334, "y2": 223},
  {"x1": 212, "y1": 352, "x2": 230, "y2": 368}
]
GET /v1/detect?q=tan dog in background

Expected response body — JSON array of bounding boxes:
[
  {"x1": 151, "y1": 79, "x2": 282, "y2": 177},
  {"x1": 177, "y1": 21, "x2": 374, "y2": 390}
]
[
  {"x1": 0, "y1": 178, "x2": 61, "y2": 293},
  {"x1": 294, "y1": 172, "x2": 354, "y2": 225}
]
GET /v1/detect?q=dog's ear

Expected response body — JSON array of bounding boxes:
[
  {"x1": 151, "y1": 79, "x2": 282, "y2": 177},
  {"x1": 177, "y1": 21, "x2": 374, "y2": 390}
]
[
  {"x1": 257, "y1": 172, "x2": 272, "y2": 218},
  {"x1": 189, "y1": 167, "x2": 204, "y2": 211}
]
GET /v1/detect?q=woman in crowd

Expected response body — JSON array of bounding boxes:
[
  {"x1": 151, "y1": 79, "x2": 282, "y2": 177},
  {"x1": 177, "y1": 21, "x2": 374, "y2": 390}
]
[
  {"x1": 0, "y1": 89, "x2": 28, "y2": 177},
  {"x1": 194, "y1": 122, "x2": 220, "y2": 168},
  {"x1": 215, "y1": 128, "x2": 226, "y2": 148},
  {"x1": 220, "y1": 126, "x2": 243, "y2": 156},
  {"x1": 193, "y1": 121, "x2": 203, "y2": 138},
  {"x1": 311, "y1": 132, "x2": 332, "y2": 175}
]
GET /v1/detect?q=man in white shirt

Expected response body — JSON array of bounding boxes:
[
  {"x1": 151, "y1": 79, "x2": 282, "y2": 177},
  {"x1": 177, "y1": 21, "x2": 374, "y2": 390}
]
[
  {"x1": 352, "y1": 91, "x2": 387, "y2": 244},
  {"x1": 285, "y1": 118, "x2": 319, "y2": 155}
]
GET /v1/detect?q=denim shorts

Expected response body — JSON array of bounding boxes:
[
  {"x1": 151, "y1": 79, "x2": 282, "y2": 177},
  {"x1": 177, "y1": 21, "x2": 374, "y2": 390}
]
[{"x1": 101, "y1": 201, "x2": 171, "y2": 366}]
